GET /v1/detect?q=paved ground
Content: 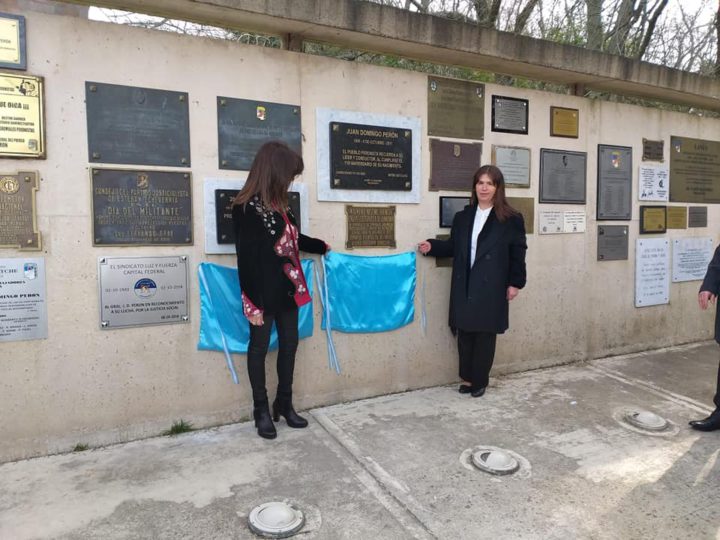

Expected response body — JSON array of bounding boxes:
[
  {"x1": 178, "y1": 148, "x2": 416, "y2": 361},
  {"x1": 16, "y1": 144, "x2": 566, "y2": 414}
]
[{"x1": 1, "y1": 342, "x2": 719, "y2": 540}]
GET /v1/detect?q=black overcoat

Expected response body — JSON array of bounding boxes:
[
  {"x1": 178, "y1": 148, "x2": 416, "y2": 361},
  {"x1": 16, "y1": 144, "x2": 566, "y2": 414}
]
[
  {"x1": 700, "y1": 245, "x2": 720, "y2": 343},
  {"x1": 427, "y1": 205, "x2": 527, "y2": 334}
]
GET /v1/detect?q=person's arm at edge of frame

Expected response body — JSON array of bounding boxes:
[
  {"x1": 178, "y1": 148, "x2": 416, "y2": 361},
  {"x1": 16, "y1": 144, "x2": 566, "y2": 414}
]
[
  {"x1": 507, "y1": 213, "x2": 527, "y2": 301},
  {"x1": 699, "y1": 245, "x2": 720, "y2": 310}
]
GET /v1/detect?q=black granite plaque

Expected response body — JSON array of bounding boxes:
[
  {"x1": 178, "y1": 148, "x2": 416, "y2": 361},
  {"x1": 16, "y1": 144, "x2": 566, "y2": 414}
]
[
  {"x1": 215, "y1": 189, "x2": 301, "y2": 244},
  {"x1": 86, "y1": 82, "x2": 190, "y2": 167},
  {"x1": 539, "y1": 149, "x2": 587, "y2": 204},
  {"x1": 597, "y1": 145, "x2": 632, "y2": 220},
  {"x1": 331, "y1": 122, "x2": 412, "y2": 191},
  {"x1": 642, "y1": 138, "x2": 664, "y2": 161},
  {"x1": 427, "y1": 77, "x2": 484, "y2": 140},
  {"x1": 429, "y1": 140, "x2": 481, "y2": 191},
  {"x1": 92, "y1": 169, "x2": 192, "y2": 246},
  {"x1": 439, "y1": 196, "x2": 469, "y2": 228},
  {"x1": 688, "y1": 206, "x2": 708, "y2": 228},
  {"x1": 491, "y1": 95, "x2": 528, "y2": 134},
  {"x1": 597, "y1": 225, "x2": 629, "y2": 261},
  {"x1": 217, "y1": 98, "x2": 301, "y2": 171}
]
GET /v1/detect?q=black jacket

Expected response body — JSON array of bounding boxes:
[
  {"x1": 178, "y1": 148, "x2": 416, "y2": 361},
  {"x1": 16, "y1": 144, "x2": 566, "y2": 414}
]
[
  {"x1": 427, "y1": 205, "x2": 527, "y2": 333},
  {"x1": 700, "y1": 245, "x2": 720, "y2": 343},
  {"x1": 233, "y1": 196, "x2": 327, "y2": 316}
]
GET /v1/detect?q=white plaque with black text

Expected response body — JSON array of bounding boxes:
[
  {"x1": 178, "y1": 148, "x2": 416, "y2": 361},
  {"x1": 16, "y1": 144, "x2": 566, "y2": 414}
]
[
  {"x1": 672, "y1": 237, "x2": 714, "y2": 282},
  {"x1": 638, "y1": 164, "x2": 669, "y2": 202},
  {"x1": 635, "y1": 238, "x2": 669, "y2": 307},
  {"x1": 0, "y1": 257, "x2": 47, "y2": 342}
]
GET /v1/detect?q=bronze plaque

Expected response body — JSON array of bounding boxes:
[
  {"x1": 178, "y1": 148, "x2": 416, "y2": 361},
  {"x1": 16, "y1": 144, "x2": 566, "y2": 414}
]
[
  {"x1": 507, "y1": 197, "x2": 534, "y2": 234},
  {"x1": 639, "y1": 206, "x2": 667, "y2": 234},
  {"x1": 427, "y1": 77, "x2": 484, "y2": 140},
  {"x1": 550, "y1": 107, "x2": 579, "y2": 138},
  {"x1": 434, "y1": 233, "x2": 452, "y2": 268},
  {"x1": 92, "y1": 168, "x2": 192, "y2": 246},
  {"x1": 429, "y1": 139, "x2": 481, "y2": 191},
  {"x1": 688, "y1": 206, "x2": 707, "y2": 228},
  {"x1": 669, "y1": 136, "x2": 720, "y2": 203},
  {"x1": 0, "y1": 170, "x2": 40, "y2": 249},
  {"x1": 643, "y1": 138, "x2": 664, "y2": 161},
  {"x1": 345, "y1": 205, "x2": 396, "y2": 249},
  {"x1": 0, "y1": 73, "x2": 44, "y2": 158},
  {"x1": 0, "y1": 13, "x2": 26, "y2": 70},
  {"x1": 666, "y1": 206, "x2": 687, "y2": 229}
]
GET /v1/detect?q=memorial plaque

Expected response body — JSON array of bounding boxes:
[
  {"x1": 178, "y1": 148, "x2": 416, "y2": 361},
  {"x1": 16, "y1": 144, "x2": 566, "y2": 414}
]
[
  {"x1": 491, "y1": 95, "x2": 528, "y2": 134},
  {"x1": 218, "y1": 97, "x2": 301, "y2": 170},
  {"x1": 427, "y1": 77, "x2": 484, "y2": 140},
  {"x1": 688, "y1": 206, "x2": 707, "y2": 228},
  {"x1": 638, "y1": 164, "x2": 668, "y2": 202},
  {"x1": 0, "y1": 257, "x2": 47, "y2": 342},
  {"x1": 330, "y1": 122, "x2": 411, "y2": 191},
  {"x1": 538, "y1": 210, "x2": 563, "y2": 234},
  {"x1": 597, "y1": 145, "x2": 632, "y2": 220},
  {"x1": 429, "y1": 139, "x2": 481, "y2": 191},
  {"x1": 92, "y1": 168, "x2": 192, "y2": 246},
  {"x1": 642, "y1": 138, "x2": 664, "y2": 162},
  {"x1": 597, "y1": 225, "x2": 628, "y2": 261},
  {"x1": 492, "y1": 145, "x2": 530, "y2": 188},
  {"x1": 635, "y1": 238, "x2": 669, "y2": 307},
  {"x1": 539, "y1": 149, "x2": 587, "y2": 204},
  {"x1": 672, "y1": 237, "x2": 714, "y2": 282},
  {"x1": 639, "y1": 206, "x2": 666, "y2": 234},
  {"x1": 86, "y1": 82, "x2": 190, "y2": 167},
  {"x1": 550, "y1": 107, "x2": 579, "y2": 138},
  {"x1": 98, "y1": 255, "x2": 189, "y2": 329},
  {"x1": 0, "y1": 73, "x2": 44, "y2": 158},
  {"x1": 439, "y1": 196, "x2": 469, "y2": 228},
  {"x1": 0, "y1": 13, "x2": 26, "y2": 70},
  {"x1": 507, "y1": 197, "x2": 534, "y2": 234},
  {"x1": 0, "y1": 170, "x2": 40, "y2": 249},
  {"x1": 666, "y1": 207, "x2": 687, "y2": 229},
  {"x1": 563, "y1": 210, "x2": 586, "y2": 233},
  {"x1": 345, "y1": 205, "x2": 396, "y2": 249},
  {"x1": 669, "y1": 136, "x2": 720, "y2": 203},
  {"x1": 434, "y1": 233, "x2": 452, "y2": 268}
]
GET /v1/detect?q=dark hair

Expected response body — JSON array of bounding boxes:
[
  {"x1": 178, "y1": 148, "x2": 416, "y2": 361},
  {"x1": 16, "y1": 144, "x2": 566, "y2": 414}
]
[
  {"x1": 233, "y1": 141, "x2": 303, "y2": 209},
  {"x1": 470, "y1": 164, "x2": 518, "y2": 222}
]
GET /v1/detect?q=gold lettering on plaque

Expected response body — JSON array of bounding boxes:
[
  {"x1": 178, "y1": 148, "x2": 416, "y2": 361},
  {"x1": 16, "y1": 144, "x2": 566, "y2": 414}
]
[
  {"x1": 0, "y1": 73, "x2": 44, "y2": 158},
  {"x1": 550, "y1": 106, "x2": 579, "y2": 138},
  {"x1": 666, "y1": 206, "x2": 687, "y2": 229},
  {"x1": 0, "y1": 170, "x2": 40, "y2": 250},
  {"x1": 345, "y1": 205, "x2": 396, "y2": 249}
]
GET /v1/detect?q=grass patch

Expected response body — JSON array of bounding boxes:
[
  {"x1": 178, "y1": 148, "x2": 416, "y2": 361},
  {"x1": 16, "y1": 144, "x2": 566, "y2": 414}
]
[
  {"x1": 163, "y1": 419, "x2": 194, "y2": 436},
  {"x1": 72, "y1": 443, "x2": 89, "y2": 452}
]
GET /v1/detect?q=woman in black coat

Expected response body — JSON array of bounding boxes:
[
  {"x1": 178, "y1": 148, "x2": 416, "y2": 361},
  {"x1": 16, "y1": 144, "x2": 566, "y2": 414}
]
[
  {"x1": 418, "y1": 165, "x2": 527, "y2": 397},
  {"x1": 232, "y1": 141, "x2": 329, "y2": 439}
]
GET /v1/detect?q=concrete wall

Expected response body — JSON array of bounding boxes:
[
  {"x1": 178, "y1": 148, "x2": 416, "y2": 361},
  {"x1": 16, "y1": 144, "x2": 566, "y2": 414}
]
[{"x1": 1, "y1": 10, "x2": 718, "y2": 462}]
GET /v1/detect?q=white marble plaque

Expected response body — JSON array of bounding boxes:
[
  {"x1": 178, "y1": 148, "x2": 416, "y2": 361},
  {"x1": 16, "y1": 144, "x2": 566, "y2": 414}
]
[
  {"x1": 563, "y1": 210, "x2": 586, "y2": 233},
  {"x1": 638, "y1": 164, "x2": 669, "y2": 202},
  {"x1": 635, "y1": 238, "x2": 670, "y2": 307},
  {"x1": 672, "y1": 237, "x2": 714, "y2": 282},
  {"x1": 538, "y1": 210, "x2": 563, "y2": 234},
  {"x1": 0, "y1": 257, "x2": 47, "y2": 342}
]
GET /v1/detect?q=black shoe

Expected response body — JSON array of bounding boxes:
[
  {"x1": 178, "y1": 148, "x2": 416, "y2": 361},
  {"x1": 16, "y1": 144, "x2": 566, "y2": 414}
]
[
  {"x1": 458, "y1": 384, "x2": 472, "y2": 394},
  {"x1": 253, "y1": 405, "x2": 277, "y2": 439},
  {"x1": 272, "y1": 397, "x2": 309, "y2": 428},
  {"x1": 470, "y1": 387, "x2": 486, "y2": 398},
  {"x1": 689, "y1": 411, "x2": 720, "y2": 432}
]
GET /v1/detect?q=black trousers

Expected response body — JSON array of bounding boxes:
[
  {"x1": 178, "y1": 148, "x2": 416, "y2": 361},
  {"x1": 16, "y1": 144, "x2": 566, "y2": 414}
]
[
  {"x1": 247, "y1": 307, "x2": 299, "y2": 404},
  {"x1": 457, "y1": 330, "x2": 497, "y2": 390},
  {"x1": 714, "y1": 357, "x2": 720, "y2": 410}
]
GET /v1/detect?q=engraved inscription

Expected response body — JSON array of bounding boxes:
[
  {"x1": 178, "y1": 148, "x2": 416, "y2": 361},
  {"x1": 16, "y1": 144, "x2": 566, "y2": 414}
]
[{"x1": 345, "y1": 205, "x2": 396, "y2": 249}]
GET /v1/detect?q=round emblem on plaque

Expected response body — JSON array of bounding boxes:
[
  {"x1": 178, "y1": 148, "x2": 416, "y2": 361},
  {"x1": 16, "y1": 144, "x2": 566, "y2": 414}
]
[
  {"x1": 134, "y1": 278, "x2": 157, "y2": 299},
  {"x1": 137, "y1": 173, "x2": 149, "y2": 189},
  {"x1": 0, "y1": 176, "x2": 19, "y2": 194}
]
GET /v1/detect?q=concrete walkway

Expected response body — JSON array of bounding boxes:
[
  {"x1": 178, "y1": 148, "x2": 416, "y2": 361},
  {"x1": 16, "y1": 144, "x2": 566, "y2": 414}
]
[{"x1": 1, "y1": 343, "x2": 719, "y2": 540}]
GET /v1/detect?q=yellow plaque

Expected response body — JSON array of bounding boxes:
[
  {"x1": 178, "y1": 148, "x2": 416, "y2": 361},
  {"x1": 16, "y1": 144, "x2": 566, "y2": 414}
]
[
  {"x1": 666, "y1": 206, "x2": 687, "y2": 229},
  {"x1": 507, "y1": 196, "x2": 534, "y2": 234},
  {"x1": 639, "y1": 206, "x2": 667, "y2": 234},
  {"x1": 0, "y1": 73, "x2": 44, "y2": 158},
  {"x1": 0, "y1": 16, "x2": 21, "y2": 66},
  {"x1": 550, "y1": 106, "x2": 579, "y2": 138}
]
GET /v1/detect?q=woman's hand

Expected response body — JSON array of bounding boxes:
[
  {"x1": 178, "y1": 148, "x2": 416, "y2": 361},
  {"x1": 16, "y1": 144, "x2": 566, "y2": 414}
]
[
  {"x1": 699, "y1": 290, "x2": 716, "y2": 310},
  {"x1": 248, "y1": 313, "x2": 264, "y2": 326},
  {"x1": 324, "y1": 243, "x2": 332, "y2": 253},
  {"x1": 507, "y1": 286, "x2": 520, "y2": 301},
  {"x1": 417, "y1": 241, "x2": 431, "y2": 255}
]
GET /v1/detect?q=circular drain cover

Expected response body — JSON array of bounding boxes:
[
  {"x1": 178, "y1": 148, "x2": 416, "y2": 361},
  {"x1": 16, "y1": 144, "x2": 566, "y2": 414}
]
[
  {"x1": 248, "y1": 501, "x2": 305, "y2": 538},
  {"x1": 471, "y1": 449, "x2": 520, "y2": 475},
  {"x1": 625, "y1": 410, "x2": 668, "y2": 431}
]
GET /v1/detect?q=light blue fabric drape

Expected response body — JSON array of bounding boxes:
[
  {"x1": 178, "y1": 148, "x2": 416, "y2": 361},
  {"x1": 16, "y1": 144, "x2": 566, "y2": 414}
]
[{"x1": 321, "y1": 251, "x2": 415, "y2": 333}]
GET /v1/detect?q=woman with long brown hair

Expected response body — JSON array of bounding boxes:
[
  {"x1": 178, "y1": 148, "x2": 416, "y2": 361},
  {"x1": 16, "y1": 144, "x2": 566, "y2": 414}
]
[
  {"x1": 232, "y1": 141, "x2": 329, "y2": 439},
  {"x1": 418, "y1": 165, "x2": 527, "y2": 397}
]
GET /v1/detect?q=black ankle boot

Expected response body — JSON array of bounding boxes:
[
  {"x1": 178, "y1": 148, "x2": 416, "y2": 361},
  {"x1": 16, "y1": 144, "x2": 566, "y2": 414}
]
[
  {"x1": 253, "y1": 403, "x2": 277, "y2": 439},
  {"x1": 272, "y1": 395, "x2": 308, "y2": 428}
]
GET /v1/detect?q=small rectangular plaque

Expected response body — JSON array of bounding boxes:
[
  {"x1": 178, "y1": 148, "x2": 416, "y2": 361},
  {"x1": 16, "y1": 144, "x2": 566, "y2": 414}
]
[
  {"x1": 0, "y1": 13, "x2": 26, "y2": 70},
  {"x1": 550, "y1": 106, "x2": 579, "y2": 138},
  {"x1": 491, "y1": 95, "x2": 528, "y2": 134},
  {"x1": 638, "y1": 164, "x2": 669, "y2": 202},
  {"x1": 642, "y1": 138, "x2": 664, "y2": 161},
  {"x1": 538, "y1": 210, "x2": 563, "y2": 234},
  {"x1": 428, "y1": 77, "x2": 484, "y2": 140},
  {"x1": 639, "y1": 206, "x2": 667, "y2": 234},
  {"x1": 0, "y1": 171, "x2": 40, "y2": 249},
  {"x1": 0, "y1": 73, "x2": 44, "y2": 158},
  {"x1": 434, "y1": 234, "x2": 452, "y2": 268},
  {"x1": 439, "y1": 196, "x2": 469, "y2": 228},
  {"x1": 672, "y1": 237, "x2": 714, "y2": 282},
  {"x1": 86, "y1": 82, "x2": 190, "y2": 167},
  {"x1": 597, "y1": 145, "x2": 632, "y2": 220},
  {"x1": 539, "y1": 149, "x2": 587, "y2": 204},
  {"x1": 635, "y1": 238, "x2": 670, "y2": 307},
  {"x1": 492, "y1": 145, "x2": 530, "y2": 187},
  {"x1": 666, "y1": 207, "x2": 687, "y2": 229},
  {"x1": 507, "y1": 197, "x2": 534, "y2": 234},
  {"x1": 597, "y1": 225, "x2": 628, "y2": 261},
  {"x1": 98, "y1": 255, "x2": 189, "y2": 329},
  {"x1": 345, "y1": 205, "x2": 396, "y2": 249},
  {"x1": 331, "y1": 122, "x2": 412, "y2": 191},
  {"x1": 92, "y1": 168, "x2": 192, "y2": 246},
  {"x1": 429, "y1": 140, "x2": 481, "y2": 191},
  {"x1": 688, "y1": 206, "x2": 708, "y2": 228},
  {"x1": 669, "y1": 136, "x2": 720, "y2": 203},
  {"x1": 0, "y1": 257, "x2": 47, "y2": 342},
  {"x1": 563, "y1": 210, "x2": 586, "y2": 233}
]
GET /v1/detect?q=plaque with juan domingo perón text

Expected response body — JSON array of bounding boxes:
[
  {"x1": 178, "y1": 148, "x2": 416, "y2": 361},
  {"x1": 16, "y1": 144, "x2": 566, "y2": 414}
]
[
  {"x1": 86, "y1": 82, "x2": 190, "y2": 167},
  {"x1": 345, "y1": 205, "x2": 396, "y2": 249},
  {"x1": 666, "y1": 207, "x2": 687, "y2": 229},
  {"x1": 642, "y1": 138, "x2": 664, "y2": 162},
  {"x1": 688, "y1": 206, "x2": 707, "y2": 228},
  {"x1": 429, "y1": 140, "x2": 481, "y2": 191},
  {"x1": 92, "y1": 169, "x2": 192, "y2": 246},
  {"x1": 0, "y1": 12, "x2": 25, "y2": 70},
  {"x1": 439, "y1": 196, "x2": 469, "y2": 228},
  {"x1": 0, "y1": 171, "x2": 40, "y2": 250},
  {"x1": 669, "y1": 136, "x2": 720, "y2": 203},
  {"x1": 427, "y1": 77, "x2": 484, "y2": 140},
  {"x1": 218, "y1": 98, "x2": 301, "y2": 170},
  {"x1": 597, "y1": 225, "x2": 628, "y2": 261},
  {"x1": 550, "y1": 107, "x2": 579, "y2": 138},
  {"x1": 491, "y1": 95, "x2": 528, "y2": 134},
  {"x1": 639, "y1": 205, "x2": 667, "y2": 234},
  {"x1": 0, "y1": 73, "x2": 44, "y2": 158},
  {"x1": 507, "y1": 197, "x2": 534, "y2": 234},
  {"x1": 539, "y1": 149, "x2": 587, "y2": 204},
  {"x1": 597, "y1": 145, "x2": 632, "y2": 220},
  {"x1": 492, "y1": 145, "x2": 530, "y2": 188}
]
